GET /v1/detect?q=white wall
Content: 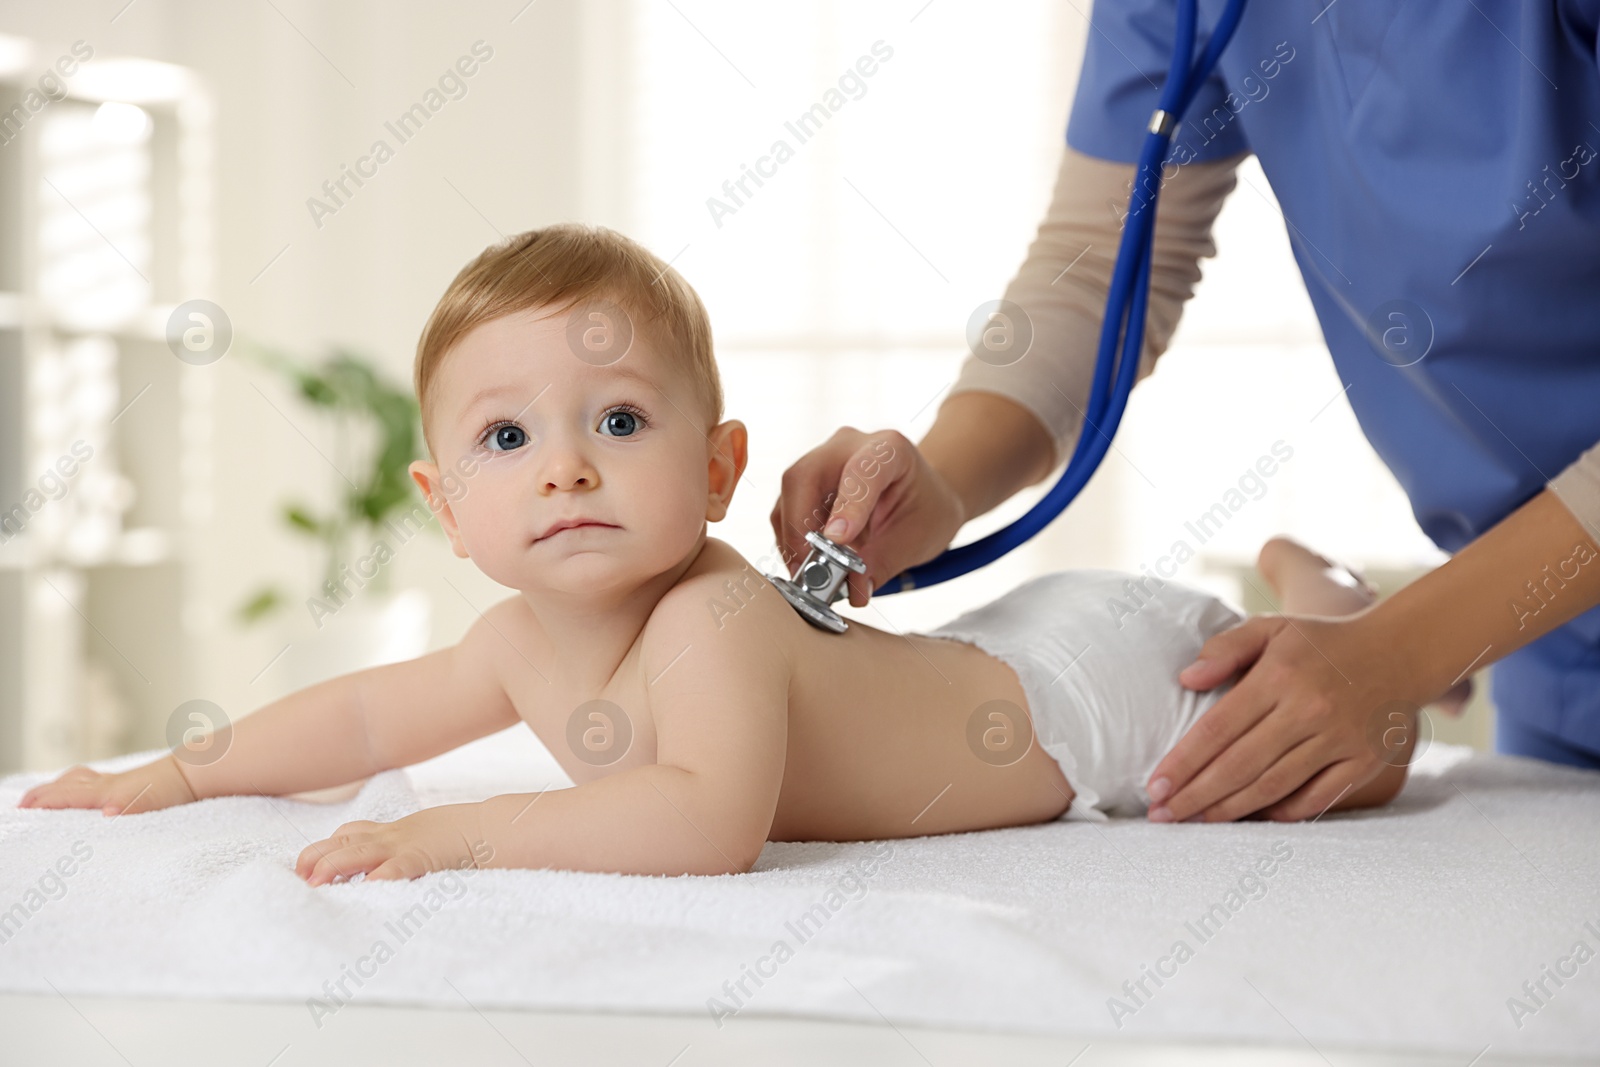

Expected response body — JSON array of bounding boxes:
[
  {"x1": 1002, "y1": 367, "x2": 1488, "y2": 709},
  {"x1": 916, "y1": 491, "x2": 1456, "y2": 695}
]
[
  {"x1": 3, "y1": 0, "x2": 596, "y2": 720},
  {"x1": 2, "y1": 1, "x2": 1443, "y2": 743}
]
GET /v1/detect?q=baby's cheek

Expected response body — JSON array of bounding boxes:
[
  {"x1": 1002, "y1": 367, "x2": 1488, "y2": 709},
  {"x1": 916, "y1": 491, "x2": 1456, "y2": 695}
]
[
  {"x1": 651, "y1": 472, "x2": 715, "y2": 546},
  {"x1": 452, "y1": 497, "x2": 527, "y2": 574}
]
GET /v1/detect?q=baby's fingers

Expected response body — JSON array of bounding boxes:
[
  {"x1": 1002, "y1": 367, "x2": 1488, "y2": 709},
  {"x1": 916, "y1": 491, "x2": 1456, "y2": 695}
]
[
  {"x1": 18, "y1": 768, "x2": 108, "y2": 810},
  {"x1": 295, "y1": 838, "x2": 338, "y2": 880},
  {"x1": 368, "y1": 856, "x2": 427, "y2": 882},
  {"x1": 303, "y1": 842, "x2": 385, "y2": 887}
]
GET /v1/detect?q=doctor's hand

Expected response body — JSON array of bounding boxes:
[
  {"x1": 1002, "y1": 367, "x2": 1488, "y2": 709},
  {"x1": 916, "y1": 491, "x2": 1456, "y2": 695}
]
[
  {"x1": 1148, "y1": 486, "x2": 1600, "y2": 823},
  {"x1": 1143, "y1": 612, "x2": 1419, "y2": 823},
  {"x1": 770, "y1": 427, "x2": 966, "y2": 607}
]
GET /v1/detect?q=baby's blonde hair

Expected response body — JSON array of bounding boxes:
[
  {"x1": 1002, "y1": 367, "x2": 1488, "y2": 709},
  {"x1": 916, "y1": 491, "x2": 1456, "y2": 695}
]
[{"x1": 414, "y1": 223, "x2": 722, "y2": 454}]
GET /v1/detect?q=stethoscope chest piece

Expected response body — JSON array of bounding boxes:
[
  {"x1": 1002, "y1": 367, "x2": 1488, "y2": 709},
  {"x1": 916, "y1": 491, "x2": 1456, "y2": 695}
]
[{"x1": 769, "y1": 529, "x2": 867, "y2": 633}]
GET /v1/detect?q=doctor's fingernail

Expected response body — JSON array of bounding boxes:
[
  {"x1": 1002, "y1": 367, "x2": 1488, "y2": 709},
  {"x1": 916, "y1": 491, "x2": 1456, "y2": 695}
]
[
  {"x1": 824, "y1": 519, "x2": 847, "y2": 538},
  {"x1": 1148, "y1": 777, "x2": 1171, "y2": 802},
  {"x1": 1181, "y1": 658, "x2": 1210, "y2": 677},
  {"x1": 1149, "y1": 806, "x2": 1173, "y2": 822}
]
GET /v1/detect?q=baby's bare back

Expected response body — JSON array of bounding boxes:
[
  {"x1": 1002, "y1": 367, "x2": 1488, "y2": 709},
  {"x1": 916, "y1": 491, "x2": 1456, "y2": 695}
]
[
  {"x1": 765, "y1": 597, "x2": 1074, "y2": 840},
  {"x1": 665, "y1": 541, "x2": 1073, "y2": 841}
]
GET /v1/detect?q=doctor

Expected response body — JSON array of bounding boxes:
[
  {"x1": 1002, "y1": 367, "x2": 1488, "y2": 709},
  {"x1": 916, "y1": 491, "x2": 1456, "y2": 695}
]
[{"x1": 771, "y1": 1, "x2": 1600, "y2": 822}]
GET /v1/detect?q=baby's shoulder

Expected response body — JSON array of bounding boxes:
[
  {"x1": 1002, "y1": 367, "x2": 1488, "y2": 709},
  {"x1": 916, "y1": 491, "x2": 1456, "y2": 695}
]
[
  {"x1": 640, "y1": 538, "x2": 793, "y2": 667},
  {"x1": 456, "y1": 591, "x2": 539, "y2": 653}
]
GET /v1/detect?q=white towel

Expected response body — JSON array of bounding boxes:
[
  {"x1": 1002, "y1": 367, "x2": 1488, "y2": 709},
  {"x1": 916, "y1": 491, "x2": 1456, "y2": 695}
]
[{"x1": 1, "y1": 736, "x2": 1596, "y2": 1059}]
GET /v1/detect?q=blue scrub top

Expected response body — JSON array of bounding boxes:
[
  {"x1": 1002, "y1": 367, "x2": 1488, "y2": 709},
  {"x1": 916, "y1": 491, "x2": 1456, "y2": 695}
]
[{"x1": 1067, "y1": 0, "x2": 1600, "y2": 755}]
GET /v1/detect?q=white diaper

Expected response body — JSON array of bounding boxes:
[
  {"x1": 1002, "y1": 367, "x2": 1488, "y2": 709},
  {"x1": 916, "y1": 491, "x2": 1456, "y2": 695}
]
[{"x1": 921, "y1": 569, "x2": 1246, "y2": 821}]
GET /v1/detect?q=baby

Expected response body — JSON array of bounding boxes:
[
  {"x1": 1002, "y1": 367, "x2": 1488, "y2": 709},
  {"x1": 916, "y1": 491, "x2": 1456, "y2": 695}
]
[{"x1": 17, "y1": 225, "x2": 1413, "y2": 883}]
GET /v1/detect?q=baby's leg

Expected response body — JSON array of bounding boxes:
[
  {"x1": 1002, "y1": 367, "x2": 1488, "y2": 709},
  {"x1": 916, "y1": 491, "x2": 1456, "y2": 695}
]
[
  {"x1": 1255, "y1": 535, "x2": 1378, "y2": 617},
  {"x1": 1253, "y1": 536, "x2": 1418, "y2": 813},
  {"x1": 1260, "y1": 536, "x2": 1471, "y2": 711}
]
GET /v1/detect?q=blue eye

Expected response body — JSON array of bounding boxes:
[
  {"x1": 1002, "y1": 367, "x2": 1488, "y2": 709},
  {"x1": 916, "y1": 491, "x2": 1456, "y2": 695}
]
[
  {"x1": 600, "y1": 406, "x2": 647, "y2": 437},
  {"x1": 483, "y1": 424, "x2": 528, "y2": 452}
]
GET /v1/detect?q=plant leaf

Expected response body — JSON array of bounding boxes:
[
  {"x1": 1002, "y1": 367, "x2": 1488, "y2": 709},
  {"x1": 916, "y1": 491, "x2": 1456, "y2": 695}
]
[
  {"x1": 283, "y1": 505, "x2": 323, "y2": 535},
  {"x1": 236, "y1": 587, "x2": 284, "y2": 624}
]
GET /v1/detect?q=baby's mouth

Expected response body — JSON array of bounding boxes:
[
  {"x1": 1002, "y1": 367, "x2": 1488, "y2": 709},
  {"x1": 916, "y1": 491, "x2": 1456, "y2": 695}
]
[{"x1": 534, "y1": 521, "x2": 620, "y2": 544}]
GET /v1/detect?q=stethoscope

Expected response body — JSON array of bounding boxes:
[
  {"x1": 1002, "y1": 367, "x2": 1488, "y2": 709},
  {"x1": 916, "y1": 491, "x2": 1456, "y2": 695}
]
[{"x1": 771, "y1": 0, "x2": 1248, "y2": 633}]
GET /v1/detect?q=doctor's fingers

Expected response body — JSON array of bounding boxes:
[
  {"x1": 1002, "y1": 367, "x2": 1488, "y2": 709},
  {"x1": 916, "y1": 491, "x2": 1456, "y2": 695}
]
[
  {"x1": 1178, "y1": 615, "x2": 1288, "y2": 691},
  {"x1": 818, "y1": 431, "x2": 915, "y2": 545},
  {"x1": 836, "y1": 499, "x2": 943, "y2": 608},
  {"x1": 1259, "y1": 755, "x2": 1381, "y2": 823},
  {"x1": 840, "y1": 529, "x2": 890, "y2": 608},
  {"x1": 1186, "y1": 730, "x2": 1339, "y2": 823},
  {"x1": 772, "y1": 429, "x2": 866, "y2": 571},
  {"x1": 1147, "y1": 673, "x2": 1288, "y2": 820}
]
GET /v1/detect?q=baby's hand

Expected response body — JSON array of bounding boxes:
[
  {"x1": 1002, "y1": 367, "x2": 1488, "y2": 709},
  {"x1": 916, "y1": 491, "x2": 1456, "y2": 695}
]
[
  {"x1": 296, "y1": 804, "x2": 489, "y2": 886},
  {"x1": 17, "y1": 755, "x2": 198, "y2": 816}
]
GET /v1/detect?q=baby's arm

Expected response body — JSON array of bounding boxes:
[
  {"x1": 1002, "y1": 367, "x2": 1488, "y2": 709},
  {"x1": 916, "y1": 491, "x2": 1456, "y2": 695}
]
[
  {"x1": 19, "y1": 604, "x2": 520, "y2": 815},
  {"x1": 296, "y1": 588, "x2": 790, "y2": 882}
]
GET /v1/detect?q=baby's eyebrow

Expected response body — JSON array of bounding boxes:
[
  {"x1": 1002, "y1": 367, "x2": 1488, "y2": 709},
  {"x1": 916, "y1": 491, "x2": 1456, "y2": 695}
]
[
  {"x1": 460, "y1": 366, "x2": 661, "y2": 420},
  {"x1": 463, "y1": 383, "x2": 522, "y2": 412},
  {"x1": 593, "y1": 364, "x2": 662, "y2": 394}
]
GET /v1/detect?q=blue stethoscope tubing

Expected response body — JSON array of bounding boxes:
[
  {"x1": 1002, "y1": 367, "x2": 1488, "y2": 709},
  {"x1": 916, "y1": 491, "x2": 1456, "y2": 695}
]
[{"x1": 874, "y1": 0, "x2": 1248, "y2": 597}]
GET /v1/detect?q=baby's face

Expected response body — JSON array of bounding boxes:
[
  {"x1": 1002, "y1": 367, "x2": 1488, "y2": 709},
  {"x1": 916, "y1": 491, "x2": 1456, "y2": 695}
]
[{"x1": 411, "y1": 305, "x2": 745, "y2": 598}]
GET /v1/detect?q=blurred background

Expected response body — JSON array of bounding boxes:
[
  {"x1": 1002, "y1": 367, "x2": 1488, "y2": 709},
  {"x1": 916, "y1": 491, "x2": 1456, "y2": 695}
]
[{"x1": 0, "y1": 0, "x2": 1481, "y2": 776}]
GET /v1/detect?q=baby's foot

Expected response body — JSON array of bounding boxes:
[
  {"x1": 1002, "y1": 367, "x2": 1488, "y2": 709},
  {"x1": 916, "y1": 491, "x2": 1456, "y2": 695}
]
[
  {"x1": 1255, "y1": 535, "x2": 1379, "y2": 609},
  {"x1": 1256, "y1": 535, "x2": 1473, "y2": 716}
]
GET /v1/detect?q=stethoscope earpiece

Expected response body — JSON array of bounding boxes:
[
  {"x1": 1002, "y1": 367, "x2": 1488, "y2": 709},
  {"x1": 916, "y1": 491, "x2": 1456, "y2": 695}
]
[{"x1": 768, "y1": 530, "x2": 867, "y2": 633}]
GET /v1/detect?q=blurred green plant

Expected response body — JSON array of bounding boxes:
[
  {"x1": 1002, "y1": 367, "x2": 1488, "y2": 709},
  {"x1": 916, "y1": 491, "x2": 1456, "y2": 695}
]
[{"x1": 235, "y1": 343, "x2": 429, "y2": 624}]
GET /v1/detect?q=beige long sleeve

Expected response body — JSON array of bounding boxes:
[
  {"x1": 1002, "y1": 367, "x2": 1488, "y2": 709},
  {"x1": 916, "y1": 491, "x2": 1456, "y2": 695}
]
[
  {"x1": 947, "y1": 144, "x2": 1600, "y2": 545},
  {"x1": 942, "y1": 145, "x2": 1246, "y2": 474}
]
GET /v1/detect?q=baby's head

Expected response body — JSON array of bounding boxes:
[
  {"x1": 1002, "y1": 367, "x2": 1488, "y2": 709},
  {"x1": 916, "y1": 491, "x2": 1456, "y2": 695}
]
[{"x1": 409, "y1": 224, "x2": 747, "y2": 598}]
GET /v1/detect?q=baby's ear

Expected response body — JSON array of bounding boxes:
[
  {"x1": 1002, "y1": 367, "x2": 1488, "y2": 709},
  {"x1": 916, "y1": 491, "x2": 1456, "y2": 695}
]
[
  {"x1": 705, "y1": 419, "x2": 748, "y2": 522},
  {"x1": 409, "y1": 460, "x2": 471, "y2": 559}
]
